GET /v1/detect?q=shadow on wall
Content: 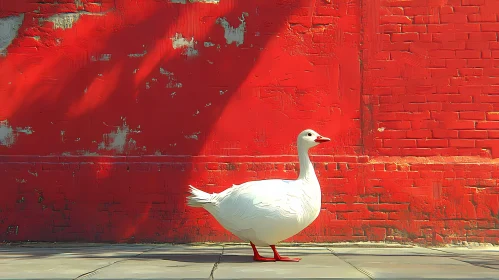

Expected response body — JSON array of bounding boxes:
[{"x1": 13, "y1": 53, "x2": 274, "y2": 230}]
[{"x1": 1, "y1": 0, "x2": 361, "y2": 242}]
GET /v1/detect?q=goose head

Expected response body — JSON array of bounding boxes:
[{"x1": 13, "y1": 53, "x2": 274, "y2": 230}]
[{"x1": 297, "y1": 129, "x2": 330, "y2": 150}]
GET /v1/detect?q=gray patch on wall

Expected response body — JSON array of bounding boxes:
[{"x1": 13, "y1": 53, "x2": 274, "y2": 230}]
[
  {"x1": 0, "y1": 14, "x2": 24, "y2": 56},
  {"x1": 216, "y1": 12, "x2": 248, "y2": 47},
  {"x1": 40, "y1": 11, "x2": 106, "y2": 30},
  {"x1": 0, "y1": 120, "x2": 34, "y2": 147}
]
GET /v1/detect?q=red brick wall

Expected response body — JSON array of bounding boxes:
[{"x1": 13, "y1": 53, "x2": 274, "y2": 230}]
[{"x1": 0, "y1": 0, "x2": 498, "y2": 244}]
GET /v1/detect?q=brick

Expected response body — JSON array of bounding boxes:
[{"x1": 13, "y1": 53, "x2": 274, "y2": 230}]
[
  {"x1": 462, "y1": 0, "x2": 485, "y2": 4},
  {"x1": 469, "y1": 32, "x2": 497, "y2": 41},
  {"x1": 415, "y1": 15, "x2": 439, "y2": 24},
  {"x1": 402, "y1": 25, "x2": 427, "y2": 32},
  {"x1": 406, "y1": 130, "x2": 432, "y2": 138},
  {"x1": 476, "y1": 121, "x2": 499, "y2": 129},
  {"x1": 445, "y1": 121, "x2": 476, "y2": 130},
  {"x1": 456, "y1": 50, "x2": 481, "y2": 58},
  {"x1": 417, "y1": 139, "x2": 448, "y2": 148},
  {"x1": 381, "y1": 15, "x2": 412, "y2": 24},
  {"x1": 468, "y1": 14, "x2": 497, "y2": 22},
  {"x1": 486, "y1": 112, "x2": 499, "y2": 120},
  {"x1": 459, "y1": 130, "x2": 488, "y2": 138},
  {"x1": 429, "y1": 50, "x2": 455, "y2": 58},
  {"x1": 384, "y1": 139, "x2": 417, "y2": 148},
  {"x1": 465, "y1": 41, "x2": 489, "y2": 50},
  {"x1": 381, "y1": 24, "x2": 402, "y2": 33},
  {"x1": 449, "y1": 139, "x2": 476, "y2": 147},
  {"x1": 488, "y1": 131, "x2": 499, "y2": 138},
  {"x1": 459, "y1": 112, "x2": 485, "y2": 120},
  {"x1": 481, "y1": 23, "x2": 499, "y2": 31},
  {"x1": 391, "y1": 32, "x2": 419, "y2": 42},
  {"x1": 440, "y1": 14, "x2": 468, "y2": 23}
]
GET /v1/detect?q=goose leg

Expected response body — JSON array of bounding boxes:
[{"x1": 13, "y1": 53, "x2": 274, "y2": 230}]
[
  {"x1": 250, "y1": 242, "x2": 275, "y2": 262},
  {"x1": 270, "y1": 245, "x2": 301, "y2": 262}
]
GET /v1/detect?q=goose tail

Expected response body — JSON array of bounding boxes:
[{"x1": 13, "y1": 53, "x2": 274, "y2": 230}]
[{"x1": 187, "y1": 185, "x2": 213, "y2": 208}]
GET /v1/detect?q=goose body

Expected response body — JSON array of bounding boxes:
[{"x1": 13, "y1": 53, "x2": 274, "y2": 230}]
[{"x1": 187, "y1": 129, "x2": 330, "y2": 261}]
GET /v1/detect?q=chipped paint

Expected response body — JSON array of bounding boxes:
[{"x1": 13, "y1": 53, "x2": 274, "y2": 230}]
[
  {"x1": 98, "y1": 118, "x2": 141, "y2": 154},
  {"x1": 145, "y1": 82, "x2": 151, "y2": 89},
  {"x1": 220, "y1": 90, "x2": 227, "y2": 95},
  {"x1": 193, "y1": 110, "x2": 200, "y2": 116},
  {"x1": 128, "y1": 50, "x2": 147, "y2": 58},
  {"x1": 216, "y1": 12, "x2": 248, "y2": 47},
  {"x1": 133, "y1": 69, "x2": 139, "y2": 74},
  {"x1": 91, "y1": 54, "x2": 112, "y2": 61},
  {"x1": 205, "y1": 103, "x2": 211, "y2": 107},
  {"x1": 184, "y1": 131, "x2": 200, "y2": 140},
  {"x1": 0, "y1": 120, "x2": 34, "y2": 147},
  {"x1": 28, "y1": 170, "x2": 38, "y2": 177},
  {"x1": 170, "y1": 0, "x2": 220, "y2": 3},
  {"x1": 204, "y1": 42, "x2": 215, "y2": 47},
  {"x1": 171, "y1": 33, "x2": 198, "y2": 57},
  {"x1": 171, "y1": 92, "x2": 176, "y2": 98},
  {"x1": 41, "y1": 11, "x2": 106, "y2": 30},
  {"x1": 160, "y1": 68, "x2": 183, "y2": 88},
  {"x1": 0, "y1": 14, "x2": 25, "y2": 56}
]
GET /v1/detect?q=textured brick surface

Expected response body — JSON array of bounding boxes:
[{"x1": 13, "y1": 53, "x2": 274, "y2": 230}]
[{"x1": 0, "y1": 0, "x2": 499, "y2": 244}]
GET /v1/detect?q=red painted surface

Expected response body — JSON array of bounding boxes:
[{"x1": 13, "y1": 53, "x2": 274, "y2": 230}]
[{"x1": 0, "y1": 0, "x2": 498, "y2": 244}]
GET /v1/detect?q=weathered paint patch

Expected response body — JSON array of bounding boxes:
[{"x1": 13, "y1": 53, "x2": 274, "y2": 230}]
[
  {"x1": 204, "y1": 42, "x2": 215, "y2": 47},
  {"x1": 216, "y1": 12, "x2": 248, "y2": 47},
  {"x1": 0, "y1": 14, "x2": 25, "y2": 56},
  {"x1": 128, "y1": 50, "x2": 147, "y2": 58},
  {"x1": 171, "y1": 33, "x2": 198, "y2": 57},
  {"x1": 170, "y1": 0, "x2": 220, "y2": 3},
  {"x1": 91, "y1": 54, "x2": 112, "y2": 61},
  {"x1": 0, "y1": 120, "x2": 34, "y2": 147},
  {"x1": 41, "y1": 12, "x2": 104, "y2": 30},
  {"x1": 98, "y1": 118, "x2": 141, "y2": 154},
  {"x1": 160, "y1": 68, "x2": 183, "y2": 88},
  {"x1": 184, "y1": 131, "x2": 200, "y2": 140}
]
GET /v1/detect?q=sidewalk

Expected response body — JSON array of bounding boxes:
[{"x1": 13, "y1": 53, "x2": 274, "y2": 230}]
[{"x1": 0, "y1": 243, "x2": 498, "y2": 279}]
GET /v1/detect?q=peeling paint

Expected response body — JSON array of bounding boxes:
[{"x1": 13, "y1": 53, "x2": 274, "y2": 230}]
[
  {"x1": 0, "y1": 14, "x2": 25, "y2": 56},
  {"x1": 160, "y1": 68, "x2": 183, "y2": 88},
  {"x1": 41, "y1": 12, "x2": 105, "y2": 30},
  {"x1": 91, "y1": 54, "x2": 112, "y2": 61},
  {"x1": 216, "y1": 12, "x2": 248, "y2": 46},
  {"x1": 171, "y1": 33, "x2": 198, "y2": 57},
  {"x1": 170, "y1": 0, "x2": 220, "y2": 3},
  {"x1": 98, "y1": 118, "x2": 141, "y2": 153},
  {"x1": 128, "y1": 50, "x2": 147, "y2": 58},
  {"x1": 184, "y1": 132, "x2": 200, "y2": 140},
  {"x1": 0, "y1": 120, "x2": 34, "y2": 147},
  {"x1": 204, "y1": 42, "x2": 215, "y2": 47}
]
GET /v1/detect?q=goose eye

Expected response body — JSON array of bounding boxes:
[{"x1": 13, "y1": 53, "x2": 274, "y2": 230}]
[{"x1": 307, "y1": 133, "x2": 312, "y2": 136}]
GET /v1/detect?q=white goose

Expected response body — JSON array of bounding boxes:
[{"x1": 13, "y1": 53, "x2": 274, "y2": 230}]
[{"x1": 187, "y1": 129, "x2": 330, "y2": 262}]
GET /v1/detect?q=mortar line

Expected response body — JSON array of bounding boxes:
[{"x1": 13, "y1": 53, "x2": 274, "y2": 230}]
[
  {"x1": 209, "y1": 245, "x2": 225, "y2": 280},
  {"x1": 73, "y1": 245, "x2": 163, "y2": 279},
  {"x1": 327, "y1": 248, "x2": 375, "y2": 280}
]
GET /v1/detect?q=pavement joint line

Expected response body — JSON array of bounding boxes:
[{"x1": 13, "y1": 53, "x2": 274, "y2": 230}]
[
  {"x1": 209, "y1": 245, "x2": 225, "y2": 280},
  {"x1": 327, "y1": 248, "x2": 375, "y2": 280},
  {"x1": 426, "y1": 247, "x2": 499, "y2": 272},
  {"x1": 72, "y1": 245, "x2": 163, "y2": 279}
]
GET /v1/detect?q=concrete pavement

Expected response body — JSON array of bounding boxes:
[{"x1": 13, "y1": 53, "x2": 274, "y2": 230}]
[{"x1": 0, "y1": 243, "x2": 498, "y2": 279}]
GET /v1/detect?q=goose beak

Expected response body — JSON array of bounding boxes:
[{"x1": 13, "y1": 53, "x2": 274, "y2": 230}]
[{"x1": 314, "y1": 136, "x2": 330, "y2": 143}]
